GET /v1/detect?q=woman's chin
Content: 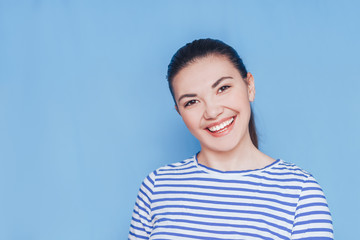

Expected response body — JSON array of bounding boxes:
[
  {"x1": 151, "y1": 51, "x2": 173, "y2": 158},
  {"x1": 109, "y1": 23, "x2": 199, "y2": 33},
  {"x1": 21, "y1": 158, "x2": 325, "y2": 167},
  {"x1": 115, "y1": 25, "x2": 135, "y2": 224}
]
[{"x1": 201, "y1": 142, "x2": 239, "y2": 153}]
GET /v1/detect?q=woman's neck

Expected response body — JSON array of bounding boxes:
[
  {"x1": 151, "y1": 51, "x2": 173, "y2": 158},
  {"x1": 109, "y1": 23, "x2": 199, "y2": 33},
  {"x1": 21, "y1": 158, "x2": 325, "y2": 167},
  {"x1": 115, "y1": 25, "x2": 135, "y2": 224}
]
[{"x1": 197, "y1": 136, "x2": 274, "y2": 172}]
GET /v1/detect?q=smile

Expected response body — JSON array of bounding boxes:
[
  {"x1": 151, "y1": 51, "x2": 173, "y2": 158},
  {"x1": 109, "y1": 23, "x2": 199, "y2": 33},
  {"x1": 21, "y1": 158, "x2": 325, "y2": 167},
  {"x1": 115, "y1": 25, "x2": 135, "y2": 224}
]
[{"x1": 207, "y1": 117, "x2": 235, "y2": 133}]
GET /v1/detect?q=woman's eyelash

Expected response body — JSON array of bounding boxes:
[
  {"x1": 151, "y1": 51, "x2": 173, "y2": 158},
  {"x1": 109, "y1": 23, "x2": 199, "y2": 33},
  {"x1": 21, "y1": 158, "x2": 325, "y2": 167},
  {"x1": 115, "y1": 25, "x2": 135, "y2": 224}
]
[
  {"x1": 184, "y1": 99, "x2": 198, "y2": 107},
  {"x1": 183, "y1": 86, "x2": 230, "y2": 107},
  {"x1": 218, "y1": 85, "x2": 231, "y2": 93}
]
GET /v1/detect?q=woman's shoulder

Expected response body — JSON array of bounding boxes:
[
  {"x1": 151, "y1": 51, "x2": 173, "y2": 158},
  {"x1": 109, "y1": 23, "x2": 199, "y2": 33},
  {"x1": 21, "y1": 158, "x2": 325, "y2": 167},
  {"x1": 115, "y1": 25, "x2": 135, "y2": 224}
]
[
  {"x1": 152, "y1": 156, "x2": 198, "y2": 176},
  {"x1": 261, "y1": 159, "x2": 326, "y2": 195},
  {"x1": 270, "y1": 159, "x2": 314, "y2": 179},
  {"x1": 256, "y1": 159, "x2": 323, "y2": 188},
  {"x1": 141, "y1": 156, "x2": 197, "y2": 182}
]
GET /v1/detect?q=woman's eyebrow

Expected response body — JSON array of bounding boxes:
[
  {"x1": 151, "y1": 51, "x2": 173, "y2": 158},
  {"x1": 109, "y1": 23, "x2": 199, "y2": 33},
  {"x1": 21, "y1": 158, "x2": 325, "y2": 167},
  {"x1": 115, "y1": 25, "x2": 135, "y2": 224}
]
[
  {"x1": 177, "y1": 77, "x2": 233, "y2": 103},
  {"x1": 178, "y1": 93, "x2": 197, "y2": 103},
  {"x1": 212, "y1": 76, "x2": 233, "y2": 88}
]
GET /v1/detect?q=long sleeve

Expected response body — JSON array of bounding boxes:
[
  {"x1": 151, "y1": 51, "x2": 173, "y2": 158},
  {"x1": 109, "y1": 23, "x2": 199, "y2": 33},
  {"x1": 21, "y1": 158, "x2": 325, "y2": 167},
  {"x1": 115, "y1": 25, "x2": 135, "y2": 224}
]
[
  {"x1": 291, "y1": 175, "x2": 334, "y2": 239},
  {"x1": 128, "y1": 171, "x2": 156, "y2": 240}
]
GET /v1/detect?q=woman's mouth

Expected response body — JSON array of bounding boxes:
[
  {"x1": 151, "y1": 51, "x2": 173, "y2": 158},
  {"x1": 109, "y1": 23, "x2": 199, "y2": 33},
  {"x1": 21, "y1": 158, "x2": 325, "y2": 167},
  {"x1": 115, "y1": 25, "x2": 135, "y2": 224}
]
[{"x1": 206, "y1": 116, "x2": 236, "y2": 136}]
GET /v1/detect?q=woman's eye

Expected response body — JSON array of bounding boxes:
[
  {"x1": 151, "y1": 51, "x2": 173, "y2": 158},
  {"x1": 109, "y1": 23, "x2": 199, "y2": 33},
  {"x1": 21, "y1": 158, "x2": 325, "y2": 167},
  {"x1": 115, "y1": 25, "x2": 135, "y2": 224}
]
[
  {"x1": 218, "y1": 85, "x2": 230, "y2": 93},
  {"x1": 184, "y1": 100, "x2": 198, "y2": 107}
]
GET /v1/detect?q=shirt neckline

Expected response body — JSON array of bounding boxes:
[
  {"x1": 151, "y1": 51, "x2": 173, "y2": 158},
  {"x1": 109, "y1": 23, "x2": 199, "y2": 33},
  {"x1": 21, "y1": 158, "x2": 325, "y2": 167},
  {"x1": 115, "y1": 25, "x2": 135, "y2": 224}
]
[{"x1": 192, "y1": 153, "x2": 281, "y2": 177}]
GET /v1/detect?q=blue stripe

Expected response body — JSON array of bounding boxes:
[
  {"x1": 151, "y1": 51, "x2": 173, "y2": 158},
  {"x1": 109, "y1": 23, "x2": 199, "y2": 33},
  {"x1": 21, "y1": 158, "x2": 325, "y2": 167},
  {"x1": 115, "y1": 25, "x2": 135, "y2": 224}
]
[
  {"x1": 135, "y1": 201, "x2": 149, "y2": 216},
  {"x1": 151, "y1": 197, "x2": 294, "y2": 215},
  {"x1": 272, "y1": 166, "x2": 300, "y2": 171},
  {"x1": 293, "y1": 219, "x2": 333, "y2": 227},
  {"x1": 295, "y1": 210, "x2": 332, "y2": 218},
  {"x1": 129, "y1": 225, "x2": 149, "y2": 238},
  {"x1": 247, "y1": 174, "x2": 305, "y2": 183},
  {"x1": 302, "y1": 186, "x2": 323, "y2": 191},
  {"x1": 137, "y1": 190, "x2": 151, "y2": 209},
  {"x1": 299, "y1": 194, "x2": 326, "y2": 201},
  {"x1": 292, "y1": 227, "x2": 334, "y2": 234},
  {"x1": 151, "y1": 231, "x2": 232, "y2": 240},
  {"x1": 133, "y1": 209, "x2": 150, "y2": 223},
  {"x1": 197, "y1": 159, "x2": 280, "y2": 174},
  {"x1": 146, "y1": 175, "x2": 154, "y2": 186},
  {"x1": 131, "y1": 216, "x2": 152, "y2": 229},
  {"x1": 142, "y1": 181, "x2": 153, "y2": 195},
  {"x1": 156, "y1": 177, "x2": 303, "y2": 190},
  {"x1": 154, "y1": 189, "x2": 297, "y2": 207},
  {"x1": 156, "y1": 183, "x2": 300, "y2": 198},
  {"x1": 155, "y1": 213, "x2": 292, "y2": 233},
  {"x1": 152, "y1": 205, "x2": 294, "y2": 224},
  {"x1": 130, "y1": 223, "x2": 151, "y2": 235},
  {"x1": 158, "y1": 164, "x2": 196, "y2": 172},
  {"x1": 152, "y1": 225, "x2": 275, "y2": 240},
  {"x1": 307, "y1": 179, "x2": 320, "y2": 185},
  {"x1": 166, "y1": 160, "x2": 192, "y2": 168},
  {"x1": 157, "y1": 218, "x2": 290, "y2": 238},
  {"x1": 296, "y1": 202, "x2": 329, "y2": 210},
  {"x1": 292, "y1": 237, "x2": 333, "y2": 240},
  {"x1": 157, "y1": 171, "x2": 204, "y2": 176},
  {"x1": 153, "y1": 169, "x2": 159, "y2": 177},
  {"x1": 278, "y1": 162, "x2": 296, "y2": 167},
  {"x1": 262, "y1": 170, "x2": 308, "y2": 178},
  {"x1": 276, "y1": 165, "x2": 305, "y2": 173}
]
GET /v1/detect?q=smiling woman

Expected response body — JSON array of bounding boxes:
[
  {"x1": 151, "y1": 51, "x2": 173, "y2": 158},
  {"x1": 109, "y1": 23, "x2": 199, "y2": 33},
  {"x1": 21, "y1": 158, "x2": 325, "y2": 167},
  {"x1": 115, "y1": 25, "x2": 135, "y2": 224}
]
[
  {"x1": 128, "y1": 39, "x2": 334, "y2": 240},
  {"x1": 172, "y1": 55, "x2": 257, "y2": 159}
]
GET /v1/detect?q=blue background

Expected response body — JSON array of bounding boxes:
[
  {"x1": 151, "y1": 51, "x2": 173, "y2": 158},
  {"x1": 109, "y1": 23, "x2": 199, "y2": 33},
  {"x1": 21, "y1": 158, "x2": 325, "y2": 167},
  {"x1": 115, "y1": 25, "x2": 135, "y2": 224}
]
[{"x1": 1, "y1": 0, "x2": 359, "y2": 239}]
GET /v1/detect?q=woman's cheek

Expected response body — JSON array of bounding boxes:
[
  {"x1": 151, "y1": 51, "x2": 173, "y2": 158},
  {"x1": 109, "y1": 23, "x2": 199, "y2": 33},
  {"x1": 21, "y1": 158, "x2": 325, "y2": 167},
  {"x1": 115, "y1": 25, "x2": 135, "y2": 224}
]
[
  {"x1": 182, "y1": 111, "x2": 196, "y2": 128},
  {"x1": 183, "y1": 110, "x2": 201, "y2": 131}
]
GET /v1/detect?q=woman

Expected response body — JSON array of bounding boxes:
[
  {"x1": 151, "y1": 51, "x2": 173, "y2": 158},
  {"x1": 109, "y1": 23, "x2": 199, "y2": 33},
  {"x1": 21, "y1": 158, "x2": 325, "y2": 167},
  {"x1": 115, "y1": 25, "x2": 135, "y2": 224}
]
[{"x1": 129, "y1": 39, "x2": 333, "y2": 239}]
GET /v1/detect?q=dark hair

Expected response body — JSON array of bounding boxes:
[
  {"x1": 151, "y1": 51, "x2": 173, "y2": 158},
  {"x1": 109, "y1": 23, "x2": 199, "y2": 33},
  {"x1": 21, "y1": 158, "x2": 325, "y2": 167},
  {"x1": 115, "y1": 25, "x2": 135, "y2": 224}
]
[{"x1": 166, "y1": 38, "x2": 258, "y2": 148}]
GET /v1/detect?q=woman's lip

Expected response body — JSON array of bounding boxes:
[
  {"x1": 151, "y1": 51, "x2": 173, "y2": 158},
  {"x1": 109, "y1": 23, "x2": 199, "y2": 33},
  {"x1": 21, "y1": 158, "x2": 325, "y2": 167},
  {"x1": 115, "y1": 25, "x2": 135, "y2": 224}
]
[
  {"x1": 205, "y1": 116, "x2": 236, "y2": 129},
  {"x1": 205, "y1": 115, "x2": 236, "y2": 137}
]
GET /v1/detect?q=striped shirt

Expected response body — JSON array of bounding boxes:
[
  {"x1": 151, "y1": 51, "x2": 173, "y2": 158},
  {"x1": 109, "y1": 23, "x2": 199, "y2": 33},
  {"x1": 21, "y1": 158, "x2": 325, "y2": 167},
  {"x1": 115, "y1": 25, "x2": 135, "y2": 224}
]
[{"x1": 129, "y1": 156, "x2": 333, "y2": 239}]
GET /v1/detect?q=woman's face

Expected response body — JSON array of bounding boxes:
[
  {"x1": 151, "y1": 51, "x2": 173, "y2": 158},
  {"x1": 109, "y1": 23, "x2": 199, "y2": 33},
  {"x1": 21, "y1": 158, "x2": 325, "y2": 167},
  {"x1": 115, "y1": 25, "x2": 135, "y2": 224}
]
[{"x1": 172, "y1": 55, "x2": 255, "y2": 153}]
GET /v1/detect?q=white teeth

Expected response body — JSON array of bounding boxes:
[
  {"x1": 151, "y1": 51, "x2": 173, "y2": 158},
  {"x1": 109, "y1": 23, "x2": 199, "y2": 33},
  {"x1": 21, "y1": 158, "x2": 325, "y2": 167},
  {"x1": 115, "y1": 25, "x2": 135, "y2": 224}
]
[{"x1": 208, "y1": 117, "x2": 234, "y2": 132}]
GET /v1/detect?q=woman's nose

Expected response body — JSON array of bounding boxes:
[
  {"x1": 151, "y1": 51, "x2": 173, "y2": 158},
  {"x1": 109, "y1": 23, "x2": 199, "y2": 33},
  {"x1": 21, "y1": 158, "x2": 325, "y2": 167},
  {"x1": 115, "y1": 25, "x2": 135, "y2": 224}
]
[{"x1": 203, "y1": 101, "x2": 223, "y2": 120}]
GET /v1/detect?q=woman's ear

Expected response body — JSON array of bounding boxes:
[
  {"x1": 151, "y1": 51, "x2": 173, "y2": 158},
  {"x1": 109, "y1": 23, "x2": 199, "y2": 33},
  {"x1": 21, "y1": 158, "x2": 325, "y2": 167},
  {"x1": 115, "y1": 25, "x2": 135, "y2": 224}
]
[
  {"x1": 175, "y1": 105, "x2": 181, "y2": 115},
  {"x1": 247, "y1": 72, "x2": 255, "y2": 102}
]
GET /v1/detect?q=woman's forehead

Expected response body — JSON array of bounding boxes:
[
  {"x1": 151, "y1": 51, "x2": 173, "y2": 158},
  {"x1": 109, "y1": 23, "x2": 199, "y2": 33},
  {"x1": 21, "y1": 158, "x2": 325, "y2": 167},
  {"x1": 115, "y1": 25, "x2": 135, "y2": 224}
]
[
  {"x1": 174, "y1": 55, "x2": 240, "y2": 85},
  {"x1": 172, "y1": 55, "x2": 243, "y2": 99}
]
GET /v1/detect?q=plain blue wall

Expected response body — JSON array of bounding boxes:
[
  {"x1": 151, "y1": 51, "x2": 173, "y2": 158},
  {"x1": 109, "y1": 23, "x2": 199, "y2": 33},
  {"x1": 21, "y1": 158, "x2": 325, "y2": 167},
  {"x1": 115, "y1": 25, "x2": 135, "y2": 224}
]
[{"x1": 1, "y1": 0, "x2": 359, "y2": 239}]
